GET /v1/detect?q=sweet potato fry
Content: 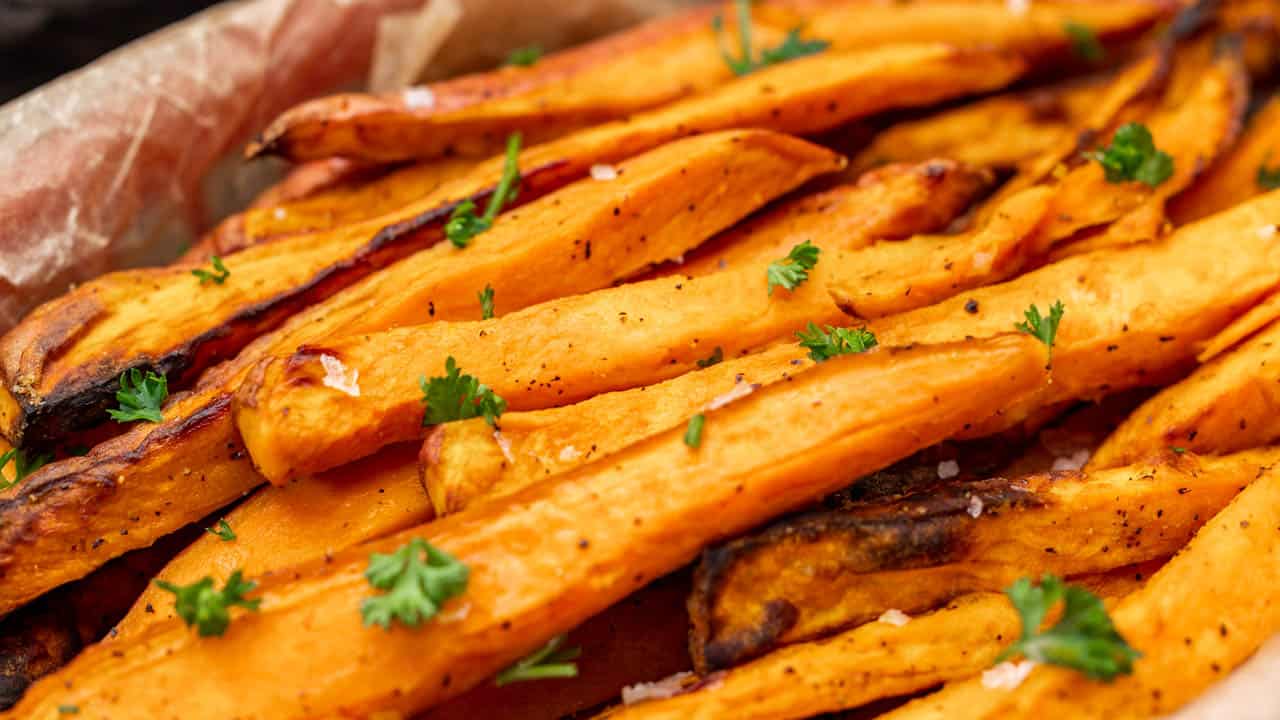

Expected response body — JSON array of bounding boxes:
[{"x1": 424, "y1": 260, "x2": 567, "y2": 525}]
[
  {"x1": 1089, "y1": 317, "x2": 1280, "y2": 469},
  {"x1": 114, "y1": 443, "x2": 427, "y2": 635},
  {"x1": 0, "y1": 130, "x2": 839, "y2": 614},
  {"x1": 649, "y1": 159, "x2": 993, "y2": 280},
  {"x1": 7, "y1": 335, "x2": 1048, "y2": 719},
  {"x1": 423, "y1": 342, "x2": 814, "y2": 516},
  {"x1": 878, "y1": 447, "x2": 1280, "y2": 720},
  {"x1": 253, "y1": 0, "x2": 1167, "y2": 164},
  {"x1": 1171, "y1": 95, "x2": 1280, "y2": 224},
  {"x1": 183, "y1": 157, "x2": 478, "y2": 262},
  {"x1": 0, "y1": 129, "x2": 834, "y2": 452},
  {"x1": 689, "y1": 448, "x2": 1280, "y2": 670},
  {"x1": 866, "y1": 189, "x2": 1280, "y2": 437},
  {"x1": 2, "y1": 41, "x2": 1019, "y2": 451},
  {"x1": 596, "y1": 560, "x2": 1156, "y2": 720}
]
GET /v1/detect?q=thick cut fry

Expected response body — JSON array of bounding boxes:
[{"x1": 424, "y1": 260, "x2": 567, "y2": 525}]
[
  {"x1": 650, "y1": 159, "x2": 993, "y2": 280},
  {"x1": 866, "y1": 189, "x2": 1280, "y2": 436},
  {"x1": 1171, "y1": 95, "x2": 1280, "y2": 223},
  {"x1": 114, "y1": 444, "x2": 427, "y2": 635},
  {"x1": 236, "y1": 260, "x2": 845, "y2": 483},
  {"x1": 423, "y1": 342, "x2": 814, "y2": 516},
  {"x1": 0, "y1": 128, "x2": 834, "y2": 450},
  {"x1": 1090, "y1": 318, "x2": 1280, "y2": 469},
  {"x1": 0, "y1": 130, "x2": 839, "y2": 614},
  {"x1": 879, "y1": 449, "x2": 1280, "y2": 720},
  {"x1": 7, "y1": 335, "x2": 1048, "y2": 720},
  {"x1": 1, "y1": 41, "x2": 1018, "y2": 451},
  {"x1": 689, "y1": 449, "x2": 1279, "y2": 670},
  {"x1": 851, "y1": 81, "x2": 1100, "y2": 173},
  {"x1": 253, "y1": 0, "x2": 1168, "y2": 164},
  {"x1": 184, "y1": 157, "x2": 478, "y2": 262}
]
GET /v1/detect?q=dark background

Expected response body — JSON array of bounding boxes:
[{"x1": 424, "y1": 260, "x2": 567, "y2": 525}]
[{"x1": 0, "y1": 0, "x2": 221, "y2": 105}]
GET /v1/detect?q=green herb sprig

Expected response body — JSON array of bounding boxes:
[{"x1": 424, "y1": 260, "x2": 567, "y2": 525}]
[
  {"x1": 713, "y1": 0, "x2": 828, "y2": 76},
  {"x1": 685, "y1": 413, "x2": 706, "y2": 449},
  {"x1": 1257, "y1": 154, "x2": 1280, "y2": 190},
  {"x1": 495, "y1": 634, "x2": 581, "y2": 686},
  {"x1": 192, "y1": 256, "x2": 230, "y2": 285},
  {"x1": 767, "y1": 240, "x2": 820, "y2": 295},
  {"x1": 154, "y1": 570, "x2": 261, "y2": 637},
  {"x1": 506, "y1": 45, "x2": 544, "y2": 67},
  {"x1": 1064, "y1": 22, "x2": 1104, "y2": 63},
  {"x1": 446, "y1": 134, "x2": 523, "y2": 248},
  {"x1": 107, "y1": 368, "x2": 168, "y2": 424},
  {"x1": 206, "y1": 520, "x2": 236, "y2": 542},
  {"x1": 796, "y1": 323, "x2": 877, "y2": 362},
  {"x1": 419, "y1": 357, "x2": 507, "y2": 428},
  {"x1": 361, "y1": 538, "x2": 469, "y2": 630},
  {"x1": 1084, "y1": 123, "x2": 1173, "y2": 187},
  {"x1": 0, "y1": 447, "x2": 51, "y2": 490},
  {"x1": 1015, "y1": 301, "x2": 1065, "y2": 364},
  {"x1": 479, "y1": 284, "x2": 496, "y2": 320},
  {"x1": 996, "y1": 574, "x2": 1140, "y2": 681}
]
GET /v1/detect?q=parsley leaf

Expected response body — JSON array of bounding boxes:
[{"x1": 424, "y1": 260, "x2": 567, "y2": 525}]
[
  {"x1": 506, "y1": 45, "x2": 544, "y2": 67},
  {"x1": 766, "y1": 240, "x2": 820, "y2": 295},
  {"x1": 685, "y1": 413, "x2": 706, "y2": 449},
  {"x1": 191, "y1": 255, "x2": 230, "y2": 285},
  {"x1": 1257, "y1": 154, "x2": 1280, "y2": 190},
  {"x1": 1015, "y1": 300, "x2": 1066, "y2": 364},
  {"x1": 419, "y1": 357, "x2": 508, "y2": 428},
  {"x1": 106, "y1": 368, "x2": 168, "y2": 424},
  {"x1": 713, "y1": 0, "x2": 828, "y2": 76},
  {"x1": 479, "y1": 284, "x2": 496, "y2": 320},
  {"x1": 495, "y1": 634, "x2": 581, "y2": 686},
  {"x1": 696, "y1": 346, "x2": 724, "y2": 368},
  {"x1": 1084, "y1": 122, "x2": 1173, "y2": 187},
  {"x1": 57, "y1": 705, "x2": 78, "y2": 715},
  {"x1": 361, "y1": 537, "x2": 469, "y2": 630},
  {"x1": 1171, "y1": 446, "x2": 1187, "y2": 454},
  {"x1": 796, "y1": 323, "x2": 878, "y2": 362},
  {"x1": 206, "y1": 519, "x2": 236, "y2": 542},
  {"x1": 0, "y1": 447, "x2": 51, "y2": 490},
  {"x1": 154, "y1": 570, "x2": 261, "y2": 637},
  {"x1": 446, "y1": 133, "x2": 523, "y2": 248},
  {"x1": 997, "y1": 574, "x2": 1140, "y2": 681},
  {"x1": 1063, "y1": 21, "x2": 1104, "y2": 63}
]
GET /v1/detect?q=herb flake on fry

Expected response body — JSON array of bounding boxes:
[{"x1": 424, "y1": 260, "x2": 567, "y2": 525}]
[
  {"x1": 495, "y1": 634, "x2": 581, "y2": 686},
  {"x1": 107, "y1": 368, "x2": 168, "y2": 424},
  {"x1": 361, "y1": 538, "x2": 469, "y2": 630},
  {"x1": 154, "y1": 571, "x2": 261, "y2": 637}
]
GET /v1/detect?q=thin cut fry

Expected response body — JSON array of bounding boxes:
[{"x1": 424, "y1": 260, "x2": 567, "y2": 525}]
[
  {"x1": 7, "y1": 335, "x2": 1048, "y2": 719},
  {"x1": 689, "y1": 449, "x2": 1280, "y2": 670},
  {"x1": 879, "y1": 448, "x2": 1280, "y2": 720}
]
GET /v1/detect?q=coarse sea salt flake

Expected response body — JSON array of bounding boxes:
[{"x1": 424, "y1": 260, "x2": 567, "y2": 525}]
[
  {"x1": 622, "y1": 672, "x2": 696, "y2": 705},
  {"x1": 559, "y1": 445, "x2": 581, "y2": 462},
  {"x1": 1006, "y1": 0, "x2": 1030, "y2": 15},
  {"x1": 983, "y1": 660, "x2": 1037, "y2": 690},
  {"x1": 591, "y1": 164, "x2": 619, "y2": 181},
  {"x1": 937, "y1": 459, "x2": 960, "y2": 480},
  {"x1": 320, "y1": 354, "x2": 360, "y2": 397},
  {"x1": 707, "y1": 382, "x2": 759, "y2": 411},
  {"x1": 1051, "y1": 448, "x2": 1091, "y2": 472},
  {"x1": 967, "y1": 495, "x2": 985, "y2": 518},
  {"x1": 403, "y1": 86, "x2": 436, "y2": 110},
  {"x1": 878, "y1": 609, "x2": 911, "y2": 626},
  {"x1": 273, "y1": 207, "x2": 287, "y2": 220},
  {"x1": 1257, "y1": 225, "x2": 1276, "y2": 240},
  {"x1": 493, "y1": 431, "x2": 514, "y2": 463}
]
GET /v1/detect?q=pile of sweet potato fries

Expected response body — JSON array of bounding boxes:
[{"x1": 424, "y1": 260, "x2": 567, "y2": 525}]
[{"x1": 4, "y1": 0, "x2": 1280, "y2": 717}]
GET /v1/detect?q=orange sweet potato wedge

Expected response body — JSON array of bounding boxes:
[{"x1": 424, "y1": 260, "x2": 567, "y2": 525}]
[
  {"x1": 1171, "y1": 95, "x2": 1280, "y2": 224},
  {"x1": 879, "y1": 450, "x2": 1280, "y2": 720},
  {"x1": 7, "y1": 334, "x2": 1047, "y2": 719},
  {"x1": 0, "y1": 130, "x2": 838, "y2": 615},
  {"x1": 688, "y1": 448, "x2": 1280, "y2": 670},
  {"x1": 0, "y1": 42, "x2": 1019, "y2": 451},
  {"x1": 252, "y1": 0, "x2": 1169, "y2": 164}
]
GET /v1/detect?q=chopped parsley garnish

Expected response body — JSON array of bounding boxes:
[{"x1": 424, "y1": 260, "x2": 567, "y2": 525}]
[
  {"x1": 154, "y1": 570, "x2": 261, "y2": 637},
  {"x1": 57, "y1": 705, "x2": 79, "y2": 715},
  {"x1": 1257, "y1": 154, "x2": 1280, "y2": 190},
  {"x1": 1063, "y1": 22, "x2": 1104, "y2": 63},
  {"x1": 1084, "y1": 122, "x2": 1173, "y2": 187},
  {"x1": 361, "y1": 537, "x2": 469, "y2": 630},
  {"x1": 796, "y1": 323, "x2": 878, "y2": 362},
  {"x1": 479, "y1": 284, "x2": 496, "y2": 320},
  {"x1": 191, "y1": 255, "x2": 230, "y2": 285},
  {"x1": 696, "y1": 347, "x2": 724, "y2": 368},
  {"x1": 1015, "y1": 300, "x2": 1065, "y2": 364},
  {"x1": 997, "y1": 574, "x2": 1140, "y2": 681},
  {"x1": 206, "y1": 520, "x2": 236, "y2": 542},
  {"x1": 1171, "y1": 446, "x2": 1187, "y2": 454},
  {"x1": 0, "y1": 447, "x2": 51, "y2": 490},
  {"x1": 713, "y1": 0, "x2": 828, "y2": 76},
  {"x1": 419, "y1": 357, "x2": 507, "y2": 428},
  {"x1": 495, "y1": 634, "x2": 581, "y2": 686},
  {"x1": 107, "y1": 368, "x2": 168, "y2": 424},
  {"x1": 446, "y1": 133, "x2": 523, "y2": 248},
  {"x1": 506, "y1": 45, "x2": 544, "y2": 67},
  {"x1": 766, "y1": 240, "x2": 820, "y2": 295},
  {"x1": 684, "y1": 413, "x2": 706, "y2": 449}
]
